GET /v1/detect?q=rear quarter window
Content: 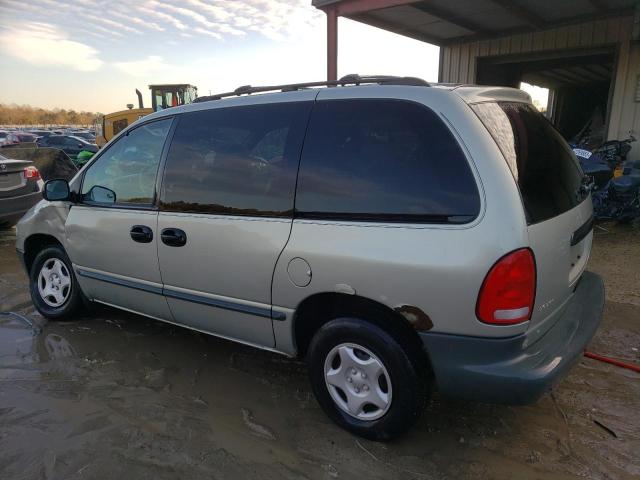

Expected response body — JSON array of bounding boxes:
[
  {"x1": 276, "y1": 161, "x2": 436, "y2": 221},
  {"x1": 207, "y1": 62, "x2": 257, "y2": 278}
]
[
  {"x1": 471, "y1": 101, "x2": 584, "y2": 224},
  {"x1": 295, "y1": 99, "x2": 480, "y2": 223}
]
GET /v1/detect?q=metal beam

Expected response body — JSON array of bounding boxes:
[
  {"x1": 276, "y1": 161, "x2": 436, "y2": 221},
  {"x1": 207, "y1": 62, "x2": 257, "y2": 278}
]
[
  {"x1": 488, "y1": 0, "x2": 547, "y2": 29},
  {"x1": 411, "y1": 1, "x2": 490, "y2": 35},
  {"x1": 443, "y1": 8, "x2": 634, "y2": 46},
  {"x1": 326, "y1": 6, "x2": 338, "y2": 81},
  {"x1": 539, "y1": 70, "x2": 582, "y2": 85},
  {"x1": 583, "y1": 64, "x2": 613, "y2": 77},
  {"x1": 321, "y1": 0, "x2": 419, "y2": 17},
  {"x1": 547, "y1": 68, "x2": 587, "y2": 84},
  {"x1": 571, "y1": 65, "x2": 611, "y2": 82},
  {"x1": 572, "y1": 66, "x2": 607, "y2": 82}
]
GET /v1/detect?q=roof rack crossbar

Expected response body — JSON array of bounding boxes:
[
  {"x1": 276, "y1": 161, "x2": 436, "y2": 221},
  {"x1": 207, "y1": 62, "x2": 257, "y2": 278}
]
[{"x1": 194, "y1": 74, "x2": 430, "y2": 103}]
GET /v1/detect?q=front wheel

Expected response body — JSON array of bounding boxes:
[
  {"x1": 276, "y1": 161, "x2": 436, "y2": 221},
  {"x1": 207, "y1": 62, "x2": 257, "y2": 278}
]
[
  {"x1": 30, "y1": 246, "x2": 85, "y2": 320},
  {"x1": 307, "y1": 317, "x2": 430, "y2": 440}
]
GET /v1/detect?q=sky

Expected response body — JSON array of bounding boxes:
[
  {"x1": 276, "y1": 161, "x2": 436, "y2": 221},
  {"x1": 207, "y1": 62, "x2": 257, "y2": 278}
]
[{"x1": 0, "y1": 0, "x2": 441, "y2": 113}]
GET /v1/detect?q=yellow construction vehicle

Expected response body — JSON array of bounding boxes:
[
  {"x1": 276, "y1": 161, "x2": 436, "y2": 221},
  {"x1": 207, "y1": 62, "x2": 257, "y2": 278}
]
[{"x1": 96, "y1": 84, "x2": 197, "y2": 146}]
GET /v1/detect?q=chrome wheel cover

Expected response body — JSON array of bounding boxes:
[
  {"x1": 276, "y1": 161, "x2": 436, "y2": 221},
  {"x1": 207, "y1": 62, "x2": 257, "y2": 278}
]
[
  {"x1": 37, "y1": 258, "x2": 71, "y2": 308},
  {"x1": 324, "y1": 343, "x2": 392, "y2": 421}
]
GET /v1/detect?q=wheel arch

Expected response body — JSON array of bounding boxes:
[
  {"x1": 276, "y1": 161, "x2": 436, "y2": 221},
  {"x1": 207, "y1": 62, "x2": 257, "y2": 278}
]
[
  {"x1": 292, "y1": 292, "x2": 430, "y2": 369},
  {"x1": 23, "y1": 233, "x2": 64, "y2": 274}
]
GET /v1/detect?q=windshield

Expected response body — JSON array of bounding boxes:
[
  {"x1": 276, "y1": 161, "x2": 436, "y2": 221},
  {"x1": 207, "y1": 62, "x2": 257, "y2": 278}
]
[{"x1": 471, "y1": 101, "x2": 584, "y2": 224}]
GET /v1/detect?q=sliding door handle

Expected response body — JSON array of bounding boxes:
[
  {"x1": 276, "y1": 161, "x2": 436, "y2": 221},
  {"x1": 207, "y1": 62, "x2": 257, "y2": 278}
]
[{"x1": 161, "y1": 228, "x2": 187, "y2": 247}]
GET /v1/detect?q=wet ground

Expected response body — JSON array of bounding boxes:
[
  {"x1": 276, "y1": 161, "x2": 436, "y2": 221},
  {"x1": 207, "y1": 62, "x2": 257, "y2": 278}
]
[{"x1": 1, "y1": 225, "x2": 639, "y2": 480}]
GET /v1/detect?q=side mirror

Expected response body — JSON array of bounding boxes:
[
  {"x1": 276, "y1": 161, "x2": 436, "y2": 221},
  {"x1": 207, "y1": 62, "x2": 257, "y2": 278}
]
[
  {"x1": 43, "y1": 179, "x2": 71, "y2": 201},
  {"x1": 86, "y1": 185, "x2": 116, "y2": 204}
]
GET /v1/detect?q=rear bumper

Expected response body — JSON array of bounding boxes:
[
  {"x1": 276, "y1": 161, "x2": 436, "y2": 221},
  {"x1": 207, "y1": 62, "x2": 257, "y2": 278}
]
[
  {"x1": 0, "y1": 191, "x2": 41, "y2": 224},
  {"x1": 420, "y1": 271, "x2": 605, "y2": 405}
]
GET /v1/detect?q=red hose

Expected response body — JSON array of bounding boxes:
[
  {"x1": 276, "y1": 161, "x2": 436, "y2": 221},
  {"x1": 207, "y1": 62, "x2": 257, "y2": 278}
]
[{"x1": 584, "y1": 351, "x2": 640, "y2": 373}]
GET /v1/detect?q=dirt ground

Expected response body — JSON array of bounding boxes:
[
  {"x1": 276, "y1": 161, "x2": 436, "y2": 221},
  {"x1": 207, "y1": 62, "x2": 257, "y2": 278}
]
[{"x1": 0, "y1": 224, "x2": 638, "y2": 480}]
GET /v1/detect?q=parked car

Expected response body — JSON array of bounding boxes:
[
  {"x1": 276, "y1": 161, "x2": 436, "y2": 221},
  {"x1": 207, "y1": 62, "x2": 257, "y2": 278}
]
[
  {"x1": 28, "y1": 130, "x2": 53, "y2": 139},
  {"x1": 15, "y1": 76, "x2": 604, "y2": 440},
  {"x1": 0, "y1": 130, "x2": 8, "y2": 146},
  {"x1": 72, "y1": 131, "x2": 96, "y2": 142},
  {"x1": 3, "y1": 132, "x2": 38, "y2": 146},
  {"x1": 0, "y1": 153, "x2": 43, "y2": 228},
  {"x1": 36, "y1": 135, "x2": 98, "y2": 159}
]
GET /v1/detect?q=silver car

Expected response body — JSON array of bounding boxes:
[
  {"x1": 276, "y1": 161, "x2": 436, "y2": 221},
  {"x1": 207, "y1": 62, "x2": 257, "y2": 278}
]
[{"x1": 16, "y1": 76, "x2": 604, "y2": 440}]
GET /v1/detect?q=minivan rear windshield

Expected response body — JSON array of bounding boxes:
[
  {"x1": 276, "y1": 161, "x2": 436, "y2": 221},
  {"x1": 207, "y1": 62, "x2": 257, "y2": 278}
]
[{"x1": 471, "y1": 102, "x2": 583, "y2": 224}]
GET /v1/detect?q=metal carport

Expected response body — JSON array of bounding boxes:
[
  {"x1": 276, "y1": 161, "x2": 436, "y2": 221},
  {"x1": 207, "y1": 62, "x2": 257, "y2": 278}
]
[{"x1": 313, "y1": 0, "x2": 640, "y2": 153}]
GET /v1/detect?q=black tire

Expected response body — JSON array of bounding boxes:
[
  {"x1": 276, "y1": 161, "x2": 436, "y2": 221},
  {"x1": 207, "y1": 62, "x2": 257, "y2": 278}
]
[
  {"x1": 29, "y1": 245, "x2": 85, "y2": 320},
  {"x1": 307, "y1": 317, "x2": 430, "y2": 441}
]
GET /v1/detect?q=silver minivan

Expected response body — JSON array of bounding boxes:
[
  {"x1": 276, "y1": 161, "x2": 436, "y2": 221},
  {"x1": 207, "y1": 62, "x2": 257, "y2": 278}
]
[{"x1": 16, "y1": 76, "x2": 604, "y2": 440}]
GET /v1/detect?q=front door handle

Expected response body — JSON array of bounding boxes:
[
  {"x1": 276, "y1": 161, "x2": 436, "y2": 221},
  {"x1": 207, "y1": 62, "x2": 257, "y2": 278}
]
[
  {"x1": 161, "y1": 228, "x2": 187, "y2": 247},
  {"x1": 130, "y1": 225, "x2": 153, "y2": 243}
]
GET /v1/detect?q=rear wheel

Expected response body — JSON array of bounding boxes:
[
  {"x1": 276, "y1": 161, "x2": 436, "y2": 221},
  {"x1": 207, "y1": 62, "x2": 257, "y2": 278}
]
[
  {"x1": 30, "y1": 246, "x2": 85, "y2": 319},
  {"x1": 307, "y1": 317, "x2": 429, "y2": 440}
]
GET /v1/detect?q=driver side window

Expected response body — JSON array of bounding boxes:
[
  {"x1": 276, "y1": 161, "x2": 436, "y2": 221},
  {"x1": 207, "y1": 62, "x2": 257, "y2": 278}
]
[{"x1": 82, "y1": 119, "x2": 172, "y2": 205}]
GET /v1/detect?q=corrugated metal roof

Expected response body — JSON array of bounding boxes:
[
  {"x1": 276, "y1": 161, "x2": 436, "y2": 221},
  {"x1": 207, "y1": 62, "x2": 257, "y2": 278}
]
[{"x1": 314, "y1": 0, "x2": 637, "y2": 45}]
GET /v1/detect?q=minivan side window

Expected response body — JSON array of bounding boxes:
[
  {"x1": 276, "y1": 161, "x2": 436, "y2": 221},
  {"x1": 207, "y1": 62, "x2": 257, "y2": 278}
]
[
  {"x1": 159, "y1": 102, "x2": 312, "y2": 216},
  {"x1": 81, "y1": 119, "x2": 172, "y2": 205},
  {"x1": 295, "y1": 99, "x2": 480, "y2": 223}
]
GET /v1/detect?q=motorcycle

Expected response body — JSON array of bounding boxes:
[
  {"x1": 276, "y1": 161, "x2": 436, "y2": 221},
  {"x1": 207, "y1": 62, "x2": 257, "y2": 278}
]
[
  {"x1": 572, "y1": 136, "x2": 640, "y2": 222},
  {"x1": 602, "y1": 158, "x2": 640, "y2": 222}
]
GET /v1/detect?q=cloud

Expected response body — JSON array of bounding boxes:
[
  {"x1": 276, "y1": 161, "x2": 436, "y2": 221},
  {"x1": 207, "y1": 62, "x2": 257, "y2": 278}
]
[
  {"x1": 82, "y1": 13, "x2": 143, "y2": 35},
  {"x1": 193, "y1": 28, "x2": 222, "y2": 40},
  {"x1": 110, "y1": 11, "x2": 165, "y2": 32},
  {"x1": 0, "y1": 0, "x2": 323, "y2": 45},
  {"x1": 0, "y1": 22, "x2": 103, "y2": 71},
  {"x1": 113, "y1": 55, "x2": 170, "y2": 77},
  {"x1": 137, "y1": 5, "x2": 188, "y2": 31},
  {"x1": 141, "y1": 0, "x2": 319, "y2": 42}
]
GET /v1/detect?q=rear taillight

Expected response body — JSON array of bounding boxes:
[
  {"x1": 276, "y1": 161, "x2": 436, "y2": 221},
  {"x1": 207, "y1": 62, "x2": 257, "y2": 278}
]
[
  {"x1": 476, "y1": 248, "x2": 536, "y2": 325},
  {"x1": 23, "y1": 166, "x2": 41, "y2": 180}
]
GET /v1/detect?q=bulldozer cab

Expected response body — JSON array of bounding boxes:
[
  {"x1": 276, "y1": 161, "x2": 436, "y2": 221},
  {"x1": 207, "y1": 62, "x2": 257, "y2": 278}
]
[{"x1": 149, "y1": 84, "x2": 197, "y2": 112}]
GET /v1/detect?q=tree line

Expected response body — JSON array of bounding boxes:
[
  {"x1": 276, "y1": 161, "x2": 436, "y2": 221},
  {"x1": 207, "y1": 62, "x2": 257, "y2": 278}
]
[{"x1": 0, "y1": 103, "x2": 103, "y2": 126}]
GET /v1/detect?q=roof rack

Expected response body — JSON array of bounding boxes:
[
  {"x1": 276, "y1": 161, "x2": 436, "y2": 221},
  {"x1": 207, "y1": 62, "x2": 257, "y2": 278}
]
[{"x1": 194, "y1": 74, "x2": 430, "y2": 103}]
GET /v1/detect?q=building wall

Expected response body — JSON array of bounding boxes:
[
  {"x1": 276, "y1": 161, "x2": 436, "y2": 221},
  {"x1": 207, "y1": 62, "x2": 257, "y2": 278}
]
[
  {"x1": 609, "y1": 40, "x2": 640, "y2": 145},
  {"x1": 440, "y1": 16, "x2": 639, "y2": 154}
]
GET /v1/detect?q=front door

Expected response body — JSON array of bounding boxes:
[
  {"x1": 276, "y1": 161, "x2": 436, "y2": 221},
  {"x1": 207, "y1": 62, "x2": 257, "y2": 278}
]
[
  {"x1": 65, "y1": 118, "x2": 174, "y2": 320},
  {"x1": 156, "y1": 96, "x2": 314, "y2": 348}
]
